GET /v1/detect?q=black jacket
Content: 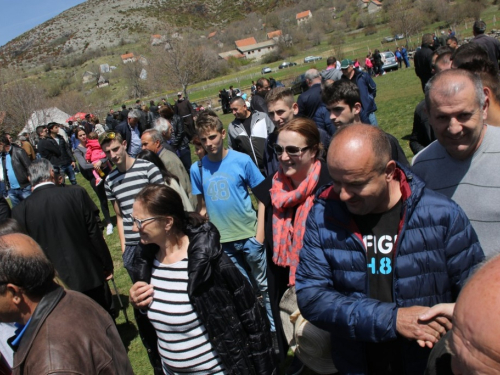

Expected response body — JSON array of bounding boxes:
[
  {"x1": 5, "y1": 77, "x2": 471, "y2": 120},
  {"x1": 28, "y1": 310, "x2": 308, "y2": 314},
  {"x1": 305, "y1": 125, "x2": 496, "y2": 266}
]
[
  {"x1": 409, "y1": 100, "x2": 436, "y2": 155},
  {"x1": 129, "y1": 221, "x2": 277, "y2": 375},
  {"x1": 170, "y1": 114, "x2": 191, "y2": 151},
  {"x1": 2, "y1": 144, "x2": 31, "y2": 189},
  {"x1": 414, "y1": 44, "x2": 434, "y2": 91},
  {"x1": 38, "y1": 136, "x2": 74, "y2": 166},
  {"x1": 12, "y1": 184, "x2": 113, "y2": 293}
]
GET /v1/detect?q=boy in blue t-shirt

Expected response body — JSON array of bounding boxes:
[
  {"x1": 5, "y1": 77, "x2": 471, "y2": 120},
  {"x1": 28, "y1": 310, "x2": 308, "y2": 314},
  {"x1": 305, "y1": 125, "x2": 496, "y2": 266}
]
[{"x1": 190, "y1": 110, "x2": 275, "y2": 333}]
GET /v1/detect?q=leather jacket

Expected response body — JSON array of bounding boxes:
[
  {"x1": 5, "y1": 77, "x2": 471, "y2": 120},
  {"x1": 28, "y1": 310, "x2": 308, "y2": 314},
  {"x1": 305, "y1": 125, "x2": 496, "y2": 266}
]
[
  {"x1": 1, "y1": 145, "x2": 31, "y2": 189},
  {"x1": 10, "y1": 285, "x2": 133, "y2": 375},
  {"x1": 129, "y1": 221, "x2": 277, "y2": 375}
]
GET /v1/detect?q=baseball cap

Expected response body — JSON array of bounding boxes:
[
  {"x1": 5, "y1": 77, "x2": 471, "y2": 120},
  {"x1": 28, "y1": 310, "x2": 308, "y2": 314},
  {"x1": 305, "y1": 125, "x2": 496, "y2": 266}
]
[
  {"x1": 340, "y1": 59, "x2": 353, "y2": 69},
  {"x1": 177, "y1": 91, "x2": 183, "y2": 96}
]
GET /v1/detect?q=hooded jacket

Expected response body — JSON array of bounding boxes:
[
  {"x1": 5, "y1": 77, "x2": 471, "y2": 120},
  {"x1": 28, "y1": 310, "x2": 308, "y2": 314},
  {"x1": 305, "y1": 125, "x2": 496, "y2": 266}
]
[
  {"x1": 129, "y1": 221, "x2": 277, "y2": 375},
  {"x1": 295, "y1": 166, "x2": 484, "y2": 375}
]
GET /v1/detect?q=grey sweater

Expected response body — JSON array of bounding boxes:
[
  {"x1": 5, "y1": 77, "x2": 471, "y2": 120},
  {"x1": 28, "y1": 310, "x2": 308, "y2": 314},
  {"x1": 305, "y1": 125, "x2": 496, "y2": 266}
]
[{"x1": 412, "y1": 125, "x2": 500, "y2": 259}]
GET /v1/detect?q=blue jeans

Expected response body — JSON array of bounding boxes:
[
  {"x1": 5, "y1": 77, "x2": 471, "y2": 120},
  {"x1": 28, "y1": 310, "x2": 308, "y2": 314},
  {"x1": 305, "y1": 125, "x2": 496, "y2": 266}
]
[
  {"x1": 8, "y1": 186, "x2": 32, "y2": 207},
  {"x1": 58, "y1": 163, "x2": 77, "y2": 185},
  {"x1": 0, "y1": 181, "x2": 7, "y2": 199},
  {"x1": 368, "y1": 112, "x2": 378, "y2": 126},
  {"x1": 222, "y1": 237, "x2": 275, "y2": 331}
]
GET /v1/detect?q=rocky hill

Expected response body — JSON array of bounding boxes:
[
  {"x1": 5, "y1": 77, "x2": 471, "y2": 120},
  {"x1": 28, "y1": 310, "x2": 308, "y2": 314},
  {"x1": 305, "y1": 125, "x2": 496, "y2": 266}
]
[{"x1": 0, "y1": 0, "x2": 290, "y2": 68}]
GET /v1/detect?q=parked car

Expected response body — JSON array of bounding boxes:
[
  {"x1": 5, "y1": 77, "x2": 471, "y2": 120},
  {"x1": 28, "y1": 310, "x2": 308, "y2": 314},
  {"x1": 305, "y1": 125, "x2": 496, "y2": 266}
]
[
  {"x1": 291, "y1": 74, "x2": 308, "y2": 95},
  {"x1": 394, "y1": 34, "x2": 405, "y2": 40},
  {"x1": 304, "y1": 56, "x2": 322, "y2": 63},
  {"x1": 279, "y1": 61, "x2": 297, "y2": 69},
  {"x1": 381, "y1": 36, "x2": 395, "y2": 43},
  {"x1": 261, "y1": 67, "x2": 272, "y2": 74},
  {"x1": 382, "y1": 51, "x2": 398, "y2": 72}
]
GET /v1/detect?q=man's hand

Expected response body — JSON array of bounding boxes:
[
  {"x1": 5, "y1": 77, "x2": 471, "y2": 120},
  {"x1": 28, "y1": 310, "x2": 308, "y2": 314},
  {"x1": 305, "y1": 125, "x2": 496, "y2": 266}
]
[
  {"x1": 129, "y1": 281, "x2": 154, "y2": 310},
  {"x1": 104, "y1": 270, "x2": 113, "y2": 281},
  {"x1": 93, "y1": 160, "x2": 102, "y2": 171},
  {"x1": 415, "y1": 303, "x2": 455, "y2": 348},
  {"x1": 71, "y1": 162, "x2": 76, "y2": 169},
  {"x1": 396, "y1": 306, "x2": 450, "y2": 346}
]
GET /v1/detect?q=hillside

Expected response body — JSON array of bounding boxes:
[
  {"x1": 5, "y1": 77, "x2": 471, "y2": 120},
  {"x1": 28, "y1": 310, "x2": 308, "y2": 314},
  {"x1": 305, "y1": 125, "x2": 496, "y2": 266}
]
[{"x1": 0, "y1": 0, "x2": 290, "y2": 68}]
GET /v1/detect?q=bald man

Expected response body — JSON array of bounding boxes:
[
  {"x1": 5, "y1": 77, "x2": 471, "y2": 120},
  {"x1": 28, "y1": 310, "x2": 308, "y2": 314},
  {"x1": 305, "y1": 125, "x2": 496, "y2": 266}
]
[
  {"x1": 424, "y1": 254, "x2": 500, "y2": 374},
  {"x1": 295, "y1": 124, "x2": 484, "y2": 375},
  {"x1": 0, "y1": 233, "x2": 133, "y2": 374}
]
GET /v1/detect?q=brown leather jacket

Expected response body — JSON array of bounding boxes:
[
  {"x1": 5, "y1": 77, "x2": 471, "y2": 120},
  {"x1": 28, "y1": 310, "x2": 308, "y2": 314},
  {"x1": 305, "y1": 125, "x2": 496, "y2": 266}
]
[{"x1": 11, "y1": 286, "x2": 133, "y2": 375}]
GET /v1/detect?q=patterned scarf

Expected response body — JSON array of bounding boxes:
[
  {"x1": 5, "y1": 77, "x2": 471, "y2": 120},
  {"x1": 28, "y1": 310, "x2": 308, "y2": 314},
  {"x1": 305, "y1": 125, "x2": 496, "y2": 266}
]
[{"x1": 270, "y1": 160, "x2": 321, "y2": 285}]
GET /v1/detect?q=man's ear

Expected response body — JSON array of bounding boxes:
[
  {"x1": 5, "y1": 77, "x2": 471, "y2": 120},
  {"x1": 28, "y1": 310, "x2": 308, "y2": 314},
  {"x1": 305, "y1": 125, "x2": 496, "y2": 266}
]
[
  {"x1": 292, "y1": 103, "x2": 299, "y2": 115},
  {"x1": 483, "y1": 87, "x2": 491, "y2": 121},
  {"x1": 353, "y1": 102, "x2": 362, "y2": 115},
  {"x1": 385, "y1": 160, "x2": 397, "y2": 181}
]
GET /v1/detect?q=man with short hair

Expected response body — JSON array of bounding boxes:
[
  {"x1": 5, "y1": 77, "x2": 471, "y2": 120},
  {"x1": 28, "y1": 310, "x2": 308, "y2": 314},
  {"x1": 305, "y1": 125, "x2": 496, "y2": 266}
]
[
  {"x1": 412, "y1": 69, "x2": 500, "y2": 259},
  {"x1": 12, "y1": 159, "x2": 115, "y2": 314},
  {"x1": 153, "y1": 116, "x2": 176, "y2": 153},
  {"x1": 191, "y1": 110, "x2": 275, "y2": 337},
  {"x1": 409, "y1": 46, "x2": 453, "y2": 154},
  {"x1": 296, "y1": 123, "x2": 483, "y2": 375},
  {"x1": 264, "y1": 87, "x2": 330, "y2": 176},
  {"x1": 100, "y1": 132, "x2": 163, "y2": 271},
  {"x1": 174, "y1": 91, "x2": 195, "y2": 140},
  {"x1": 106, "y1": 109, "x2": 118, "y2": 131},
  {"x1": 415, "y1": 33, "x2": 435, "y2": 92},
  {"x1": 250, "y1": 77, "x2": 271, "y2": 113},
  {"x1": 0, "y1": 135, "x2": 31, "y2": 207},
  {"x1": 340, "y1": 59, "x2": 378, "y2": 125},
  {"x1": 297, "y1": 68, "x2": 335, "y2": 135},
  {"x1": 228, "y1": 96, "x2": 274, "y2": 173},
  {"x1": 322, "y1": 80, "x2": 408, "y2": 166},
  {"x1": 141, "y1": 128, "x2": 194, "y2": 207},
  {"x1": 451, "y1": 42, "x2": 500, "y2": 127},
  {"x1": 470, "y1": 20, "x2": 500, "y2": 70},
  {"x1": 446, "y1": 36, "x2": 458, "y2": 50},
  {"x1": 321, "y1": 56, "x2": 343, "y2": 84},
  {"x1": 424, "y1": 254, "x2": 500, "y2": 375},
  {"x1": 116, "y1": 108, "x2": 143, "y2": 157},
  {"x1": 0, "y1": 233, "x2": 133, "y2": 374},
  {"x1": 42, "y1": 122, "x2": 77, "y2": 185}
]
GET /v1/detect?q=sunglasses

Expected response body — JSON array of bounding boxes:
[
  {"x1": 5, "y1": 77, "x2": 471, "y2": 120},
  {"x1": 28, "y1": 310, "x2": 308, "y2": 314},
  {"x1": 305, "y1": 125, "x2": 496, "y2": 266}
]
[
  {"x1": 273, "y1": 144, "x2": 310, "y2": 156},
  {"x1": 103, "y1": 132, "x2": 116, "y2": 141},
  {"x1": 131, "y1": 215, "x2": 161, "y2": 229}
]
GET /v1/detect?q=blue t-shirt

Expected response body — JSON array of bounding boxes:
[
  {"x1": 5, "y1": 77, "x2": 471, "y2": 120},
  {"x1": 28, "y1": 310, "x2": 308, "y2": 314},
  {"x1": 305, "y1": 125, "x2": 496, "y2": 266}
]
[
  {"x1": 190, "y1": 150, "x2": 264, "y2": 243},
  {"x1": 6, "y1": 154, "x2": 20, "y2": 189}
]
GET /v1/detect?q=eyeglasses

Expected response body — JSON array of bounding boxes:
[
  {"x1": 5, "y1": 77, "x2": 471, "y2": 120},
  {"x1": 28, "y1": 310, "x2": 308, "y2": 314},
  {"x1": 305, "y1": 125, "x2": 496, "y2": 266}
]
[
  {"x1": 131, "y1": 215, "x2": 161, "y2": 229},
  {"x1": 273, "y1": 144, "x2": 310, "y2": 156}
]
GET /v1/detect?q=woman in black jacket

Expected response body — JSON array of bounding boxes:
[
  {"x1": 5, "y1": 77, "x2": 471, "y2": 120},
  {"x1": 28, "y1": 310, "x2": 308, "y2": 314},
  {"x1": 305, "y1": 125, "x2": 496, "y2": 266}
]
[{"x1": 129, "y1": 184, "x2": 276, "y2": 375}]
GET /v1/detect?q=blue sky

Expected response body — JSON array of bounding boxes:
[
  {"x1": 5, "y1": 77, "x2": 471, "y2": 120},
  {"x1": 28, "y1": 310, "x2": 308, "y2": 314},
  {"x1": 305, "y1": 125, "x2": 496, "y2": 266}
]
[{"x1": 0, "y1": 0, "x2": 85, "y2": 47}]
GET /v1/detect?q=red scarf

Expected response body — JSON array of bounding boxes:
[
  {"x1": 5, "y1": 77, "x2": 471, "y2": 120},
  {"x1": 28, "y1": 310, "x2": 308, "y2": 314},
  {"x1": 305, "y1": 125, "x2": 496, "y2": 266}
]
[{"x1": 270, "y1": 160, "x2": 321, "y2": 285}]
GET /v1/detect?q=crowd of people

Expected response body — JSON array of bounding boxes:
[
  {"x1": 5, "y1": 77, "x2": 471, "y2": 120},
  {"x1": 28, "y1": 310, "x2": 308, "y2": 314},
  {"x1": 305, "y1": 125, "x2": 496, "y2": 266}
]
[{"x1": 1, "y1": 19, "x2": 500, "y2": 375}]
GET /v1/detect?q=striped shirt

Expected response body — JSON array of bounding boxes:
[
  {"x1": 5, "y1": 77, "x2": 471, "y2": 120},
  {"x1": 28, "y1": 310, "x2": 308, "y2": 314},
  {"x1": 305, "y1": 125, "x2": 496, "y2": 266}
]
[
  {"x1": 105, "y1": 159, "x2": 163, "y2": 245},
  {"x1": 148, "y1": 258, "x2": 226, "y2": 375}
]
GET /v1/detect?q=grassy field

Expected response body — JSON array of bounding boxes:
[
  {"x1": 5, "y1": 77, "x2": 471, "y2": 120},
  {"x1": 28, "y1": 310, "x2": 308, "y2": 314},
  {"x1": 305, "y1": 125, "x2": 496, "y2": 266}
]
[{"x1": 73, "y1": 63, "x2": 423, "y2": 375}]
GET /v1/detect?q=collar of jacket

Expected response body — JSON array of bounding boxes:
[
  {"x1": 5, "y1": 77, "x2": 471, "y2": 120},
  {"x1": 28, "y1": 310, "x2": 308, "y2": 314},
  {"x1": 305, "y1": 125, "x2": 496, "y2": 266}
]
[
  {"x1": 11, "y1": 285, "x2": 64, "y2": 369},
  {"x1": 186, "y1": 221, "x2": 222, "y2": 295},
  {"x1": 316, "y1": 164, "x2": 421, "y2": 232}
]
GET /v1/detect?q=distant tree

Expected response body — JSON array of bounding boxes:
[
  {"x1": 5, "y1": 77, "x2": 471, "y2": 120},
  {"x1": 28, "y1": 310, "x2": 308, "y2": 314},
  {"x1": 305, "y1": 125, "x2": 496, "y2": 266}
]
[
  {"x1": 121, "y1": 60, "x2": 147, "y2": 98},
  {"x1": 152, "y1": 37, "x2": 209, "y2": 97},
  {"x1": 0, "y1": 71, "x2": 49, "y2": 135},
  {"x1": 385, "y1": 0, "x2": 426, "y2": 46}
]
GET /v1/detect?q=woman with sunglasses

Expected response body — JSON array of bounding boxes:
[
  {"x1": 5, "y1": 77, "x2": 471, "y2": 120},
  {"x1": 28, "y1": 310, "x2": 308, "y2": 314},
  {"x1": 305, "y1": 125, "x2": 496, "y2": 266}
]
[
  {"x1": 253, "y1": 117, "x2": 331, "y2": 371},
  {"x1": 128, "y1": 184, "x2": 276, "y2": 375}
]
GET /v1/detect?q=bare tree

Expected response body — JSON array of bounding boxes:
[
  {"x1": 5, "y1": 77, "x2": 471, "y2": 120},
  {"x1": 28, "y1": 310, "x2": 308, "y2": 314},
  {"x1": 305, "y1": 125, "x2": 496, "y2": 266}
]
[
  {"x1": 153, "y1": 37, "x2": 209, "y2": 97},
  {"x1": 121, "y1": 60, "x2": 147, "y2": 98},
  {"x1": 385, "y1": 0, "x2": 426, "y2": 46},
  {"x1": 0, "y1": 70, "x2": 49, "y2": 134}
]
